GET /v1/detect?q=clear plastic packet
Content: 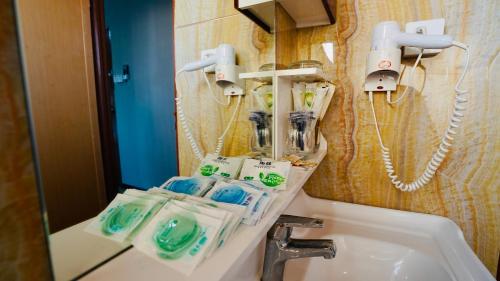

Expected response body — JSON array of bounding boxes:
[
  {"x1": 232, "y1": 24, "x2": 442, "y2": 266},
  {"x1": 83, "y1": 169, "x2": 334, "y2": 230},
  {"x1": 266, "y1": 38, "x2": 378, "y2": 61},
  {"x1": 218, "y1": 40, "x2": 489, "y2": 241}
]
[
  {"x1": 183, "y1": 196, "x2": 245, "y2": 239},
  {"x1": 85, "y1": 194, "x2": 159, "y2": 243},
  {"x1": 124, "y1": 188, "x2": 170, "y2": 205},
  {"x1": 230, "y1": 180, "x2": 277, "y2": 224},
  {"x1": 133, "y1": 204, "x2": 223, "y2": 275},
  {"x1": 148, "y1": 187, "x2": 188, "y2": 200},
  {"x1": 159, "y1": 176, "x2": 216, "y2": 196},
  {"x1": 203, "y1": 181, "x2": 264, "y2": 225},
  {"x1": 169, "y1": 200, "x2": 232, "y2": 257}
]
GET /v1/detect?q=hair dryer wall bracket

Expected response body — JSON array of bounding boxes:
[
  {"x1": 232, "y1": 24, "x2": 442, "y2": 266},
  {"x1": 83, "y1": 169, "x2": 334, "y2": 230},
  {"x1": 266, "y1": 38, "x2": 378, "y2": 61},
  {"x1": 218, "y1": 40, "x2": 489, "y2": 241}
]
[{"x1": 364, "y1": 20, "x2": 452, "y2": 93}]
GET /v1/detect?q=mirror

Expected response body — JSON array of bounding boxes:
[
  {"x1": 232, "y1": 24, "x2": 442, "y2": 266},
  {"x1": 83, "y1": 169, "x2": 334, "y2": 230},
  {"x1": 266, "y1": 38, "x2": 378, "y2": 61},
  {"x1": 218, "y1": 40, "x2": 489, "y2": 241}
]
[
  {"x1": 13, "y1": 0, "x2": 275, "y2": 279},
  {"x1": 15, "y1": 0, "x2": 177, "y2": 279}
]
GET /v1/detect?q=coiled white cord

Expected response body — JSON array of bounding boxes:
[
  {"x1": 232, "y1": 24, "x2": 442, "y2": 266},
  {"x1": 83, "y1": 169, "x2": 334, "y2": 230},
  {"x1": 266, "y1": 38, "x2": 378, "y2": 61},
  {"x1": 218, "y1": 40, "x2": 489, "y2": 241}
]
[
  {"x1": 175, "y1": 70, "x2": 204, "y2": 160},
  {"x1": 175, "y1": 70, "x2": 242, "y2": 161},
  {"x1": 368, "y1": 41, "x2": 470, "y2": 192},
  {"x1": 387, "y1": 50, "x2": 424, "y2": 104},
  {"x1": 214, "y1": 94, "x2": 242, "y2": 155},
  {"x1": 203, "y1": 71, "x2": 230, "y2": 106}
]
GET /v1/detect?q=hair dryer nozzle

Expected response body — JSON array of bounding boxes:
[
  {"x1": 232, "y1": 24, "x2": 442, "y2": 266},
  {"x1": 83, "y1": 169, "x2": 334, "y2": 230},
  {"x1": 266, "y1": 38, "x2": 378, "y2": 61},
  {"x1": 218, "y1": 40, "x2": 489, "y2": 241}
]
[{"x1": 180, "y1": 44, "x2": 235, "y2": 72}]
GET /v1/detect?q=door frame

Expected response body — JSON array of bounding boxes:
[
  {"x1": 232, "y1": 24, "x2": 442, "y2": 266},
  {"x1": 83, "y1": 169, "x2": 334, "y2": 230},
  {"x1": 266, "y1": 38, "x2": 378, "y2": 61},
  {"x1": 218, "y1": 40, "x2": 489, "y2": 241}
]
[
  {"x1": 89, "y1": 0, "x2": 180, "y2": 199},
  {"x1": 89, "y1": 0, "x2": 123, "y2": 200}
]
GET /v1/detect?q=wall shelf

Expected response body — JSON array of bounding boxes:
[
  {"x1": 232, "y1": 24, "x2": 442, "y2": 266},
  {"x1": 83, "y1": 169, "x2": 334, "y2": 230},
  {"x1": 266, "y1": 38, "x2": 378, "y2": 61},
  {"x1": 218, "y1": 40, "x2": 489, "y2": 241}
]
[
  {"x1": 238, "y1": 70, "x2": 274, "y2": 82},
  {"x1": 239, "y1": 67, "x2": 328, "y2": 82}
]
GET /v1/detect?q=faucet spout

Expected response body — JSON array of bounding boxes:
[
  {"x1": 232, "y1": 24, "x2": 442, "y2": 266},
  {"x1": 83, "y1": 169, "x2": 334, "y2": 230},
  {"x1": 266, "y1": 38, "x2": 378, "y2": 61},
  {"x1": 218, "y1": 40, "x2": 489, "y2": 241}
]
[
  {"x1": 262, "y1": 215, "x2": 336, "y2": 281},
  {"x1": 284, "y1": 238, "x2": 336, "y2": 260}
]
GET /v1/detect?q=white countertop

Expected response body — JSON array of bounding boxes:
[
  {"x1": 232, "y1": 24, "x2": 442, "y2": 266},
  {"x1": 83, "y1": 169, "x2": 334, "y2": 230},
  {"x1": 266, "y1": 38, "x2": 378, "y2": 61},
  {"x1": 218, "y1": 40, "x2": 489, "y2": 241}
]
[
  {"x1": 82, "y1": 145, "x2": 326, "y2": 281},
  {"x1": 50, "y1": 219, "x2": 128, "y2": 281}
]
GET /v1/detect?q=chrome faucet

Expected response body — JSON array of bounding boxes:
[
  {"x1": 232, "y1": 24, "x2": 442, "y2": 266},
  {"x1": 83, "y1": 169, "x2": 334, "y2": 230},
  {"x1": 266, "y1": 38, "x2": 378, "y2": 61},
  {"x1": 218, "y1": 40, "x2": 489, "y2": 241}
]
[{"x1": 261, "y1": 215, "x2": 336, "y2": 281}]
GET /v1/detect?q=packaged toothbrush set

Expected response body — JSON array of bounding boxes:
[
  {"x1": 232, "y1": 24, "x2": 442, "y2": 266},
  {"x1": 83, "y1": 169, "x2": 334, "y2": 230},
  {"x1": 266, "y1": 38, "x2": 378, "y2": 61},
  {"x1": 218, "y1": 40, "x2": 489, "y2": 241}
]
[
  {"x1": 288, "y1": 82, "x2": 335, "y2": 156},
  {"x1": 291, "y1": 82, "x2": 335, "y2": 118}
]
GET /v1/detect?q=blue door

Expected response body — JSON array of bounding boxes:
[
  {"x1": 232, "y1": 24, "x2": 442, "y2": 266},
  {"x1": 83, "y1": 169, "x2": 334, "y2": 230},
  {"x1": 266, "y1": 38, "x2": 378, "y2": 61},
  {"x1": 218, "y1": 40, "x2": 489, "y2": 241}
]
[{"x1": 104, "y1": 0, "x2": 177, "y2": 189}]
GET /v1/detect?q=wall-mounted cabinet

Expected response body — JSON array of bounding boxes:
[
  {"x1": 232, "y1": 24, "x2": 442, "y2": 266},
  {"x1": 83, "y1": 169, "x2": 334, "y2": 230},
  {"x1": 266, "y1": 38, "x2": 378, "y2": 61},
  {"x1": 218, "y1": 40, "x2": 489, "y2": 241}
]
[{"x1": 236, "y1": 0, "x2": 336, "y2": 33}]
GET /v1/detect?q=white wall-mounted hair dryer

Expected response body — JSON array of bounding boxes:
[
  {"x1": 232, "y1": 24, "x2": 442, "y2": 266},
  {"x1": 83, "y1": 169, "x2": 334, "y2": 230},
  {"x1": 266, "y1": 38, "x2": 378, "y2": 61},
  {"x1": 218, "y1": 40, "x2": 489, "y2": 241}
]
[
  {"x1": 176, "y1": 43, "x2": 244, "y2": 161},
  {"x1": 364, "y1": 20, "x2": 470, "y2": 192},
  {"x1": 179, "y1": 44, "x2": 243, "y2": 94},
  {"x1": 365, "y1": 21, "x2": 455, "y2": 92}
]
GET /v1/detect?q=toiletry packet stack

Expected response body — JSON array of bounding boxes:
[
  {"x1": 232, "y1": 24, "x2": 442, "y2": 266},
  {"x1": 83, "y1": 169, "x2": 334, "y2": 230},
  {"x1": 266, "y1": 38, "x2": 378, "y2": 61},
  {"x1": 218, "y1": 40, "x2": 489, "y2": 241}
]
[
  {"x1": 85, "y1": 193, "x2": 162, "y2": 244},
  {"x1": 159, "y1": 176, "x2": 216, "y2": 196},
  {"x1": 147, "y1": 188, "x2": 245, "y2": 245},
  {"x1": 183, "y1": 196, "x2": 245, "y2": 243},
  {"x1": 133, "y1": 203, "x2": 224, "y2": 275},
  {"x1": 194, "y1": 154, "x2": 246, "y2": 181},
  {"x1": 233, "y1": 180, "x2": 278, "y2": 224},
  {"x1": 204, "y1": 180, "x2": 274, "y2": 225},
  {"x1": 148, "y1": 187, "x2": 189, "y2": 200},
  {"x1": 167, "y1": 200, "x2": 233, "y2": 257},
  {"x1": 239, "y1": 158, "x2": 292, "y2": 190}
]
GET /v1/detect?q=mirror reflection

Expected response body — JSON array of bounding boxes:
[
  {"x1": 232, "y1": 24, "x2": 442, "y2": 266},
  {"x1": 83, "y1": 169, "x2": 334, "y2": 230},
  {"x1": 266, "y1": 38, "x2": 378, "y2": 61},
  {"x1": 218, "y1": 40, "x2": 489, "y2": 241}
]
[
  {"x1": 15, "y1": 0, "x2": 275, "y2": 279},
  {"x1": 16, "y1": 0, "x2": 178, "y2": 279}
]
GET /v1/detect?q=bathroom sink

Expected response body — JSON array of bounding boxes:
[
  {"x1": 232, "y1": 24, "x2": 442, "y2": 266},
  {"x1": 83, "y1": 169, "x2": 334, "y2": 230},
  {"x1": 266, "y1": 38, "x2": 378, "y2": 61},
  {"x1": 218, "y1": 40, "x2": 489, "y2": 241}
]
[{"x1": 225, "y1": 189, "x2": 494, "y2": 281}]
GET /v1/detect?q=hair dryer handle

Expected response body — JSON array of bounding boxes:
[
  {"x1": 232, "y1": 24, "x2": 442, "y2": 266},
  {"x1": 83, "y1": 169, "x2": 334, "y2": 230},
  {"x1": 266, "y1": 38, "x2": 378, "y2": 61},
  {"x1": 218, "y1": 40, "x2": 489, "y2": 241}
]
[{"x1": 395, "y1": 33, "x2": 453, "y2": 49}]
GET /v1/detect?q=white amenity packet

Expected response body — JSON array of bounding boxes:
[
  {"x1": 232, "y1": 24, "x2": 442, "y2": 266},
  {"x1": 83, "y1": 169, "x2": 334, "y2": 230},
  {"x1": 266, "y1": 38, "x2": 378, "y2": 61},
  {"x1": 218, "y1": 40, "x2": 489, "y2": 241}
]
[
  {"x1": 169, "y1": 200, "x2": 232, "y2": 257},
  {"x1": 184, "y1": 196, "x2": 245, "y2": 239},
  {"x1": 194, "y1": 154, "x2": 245, "y2": 180},
  {"x1": 150, "y1": 188, "x2": 245, "y2": 236},
  {"x1": 85, "y1": 194, "x2": 159, "y2": 243},
  {"x1": 204, "y1": 181, "x2": 264, "y2": 225},
  {"x1": 148, "y1": 187, "x2": 188, "y2": 200},
  {"x1": 159, "y1": 176, "x2": 216, "y2": 196},
  {"x1": 239, "y1": 158, "x2": 292, "y2": 190},
  {"x1": 124, "y1": 188, "x2": 170, "y2": 206},
  {"x1": 133, "y1": 204, "x2": 223, "y2": 276},
  {"x1": 233, "y1": 180, "x2": 277, "y2": 223}
]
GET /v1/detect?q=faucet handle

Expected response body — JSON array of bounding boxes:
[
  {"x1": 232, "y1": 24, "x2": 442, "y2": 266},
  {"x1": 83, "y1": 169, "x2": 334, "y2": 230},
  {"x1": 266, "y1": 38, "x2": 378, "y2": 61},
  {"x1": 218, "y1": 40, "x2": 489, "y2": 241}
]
[
  {"x1": 276, "y1": 215, "x2": 324, "y2": 228},
  {"x1": 268, "y1": 215, "x2": 324, "y2": 241}
]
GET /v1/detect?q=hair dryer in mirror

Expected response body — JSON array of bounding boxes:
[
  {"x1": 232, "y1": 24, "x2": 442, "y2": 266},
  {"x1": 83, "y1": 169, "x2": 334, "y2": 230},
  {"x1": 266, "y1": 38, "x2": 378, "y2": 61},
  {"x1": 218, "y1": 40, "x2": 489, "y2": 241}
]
[
  {"x1": 179, "y1": 44, "x2": 243, "y2": 95},
  {"x1": 175, "y1": 43, "x2": 244, "y2": 161}
]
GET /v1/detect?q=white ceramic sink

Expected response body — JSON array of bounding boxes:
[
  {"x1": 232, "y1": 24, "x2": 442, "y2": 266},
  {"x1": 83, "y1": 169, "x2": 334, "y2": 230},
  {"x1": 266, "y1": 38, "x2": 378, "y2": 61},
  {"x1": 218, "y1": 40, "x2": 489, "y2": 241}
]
[{"x1": 226, "y1": 190, "x2": 494, "y2": 281}]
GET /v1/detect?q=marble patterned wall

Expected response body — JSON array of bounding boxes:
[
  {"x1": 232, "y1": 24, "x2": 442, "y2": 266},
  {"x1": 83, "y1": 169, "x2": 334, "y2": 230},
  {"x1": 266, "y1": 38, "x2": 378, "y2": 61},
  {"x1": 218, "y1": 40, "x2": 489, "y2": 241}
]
[
  {"x1": 175, "y1": 0, "x2": 499, "y2": 275},
  {"x1": 0, "y1": 0, "x2": 52, "y2": 279}
]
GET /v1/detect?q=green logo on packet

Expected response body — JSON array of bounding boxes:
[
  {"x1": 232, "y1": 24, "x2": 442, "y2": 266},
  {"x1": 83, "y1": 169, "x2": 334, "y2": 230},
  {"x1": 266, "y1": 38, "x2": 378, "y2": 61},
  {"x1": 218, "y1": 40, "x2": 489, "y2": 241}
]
[
  {"x1": 244, "y1": 176, "x2": 254, "y2": 180},
  {"x1": 200, "y1": 165, "x2": 219, "y2": 176},
  {"x1": 259, "y1": 172, "x2": 285, "y2": 187},
  {"x1": 220, "y1": 172, "x2": 230, "y2": 178},
  {"x1": 304, "y1": 91, "x2": 314, "y2": 108},
  {"x1": 264, "y1": 92, "x2": 273, "y2": 109}
]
